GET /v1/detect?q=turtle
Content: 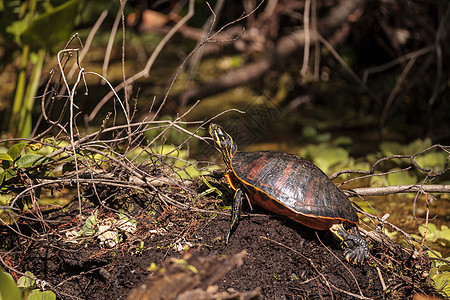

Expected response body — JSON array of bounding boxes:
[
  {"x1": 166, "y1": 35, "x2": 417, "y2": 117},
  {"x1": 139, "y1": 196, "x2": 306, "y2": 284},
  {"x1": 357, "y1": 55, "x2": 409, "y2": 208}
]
[{"x1": 208, "y1": 123, "x2": 369, "y2": 265}]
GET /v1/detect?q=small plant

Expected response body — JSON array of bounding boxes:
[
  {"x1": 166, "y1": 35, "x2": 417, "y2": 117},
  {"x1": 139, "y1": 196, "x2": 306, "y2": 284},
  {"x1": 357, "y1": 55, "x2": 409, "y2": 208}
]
[
  {"x1": 0, "y1": 142, "x2": 49, "y2": 217},
  {"x1": 0, "y1": 269, "x2": 56, "y2": 300},
  {"x1": 427, "y1": 251, "x2": 450, "y2": 298},
  {"x1": 0, "y1": 143, "x2": 46, "y2": 189},
  {"x1": 273, "y1": 273, "x2": 282, "y2": 281},
  {"x1": 194, "y1": 176, "x2": 223, "y2": 201},
  {"x1": 0, "y1": 268, "x2": 21, "y2": 300},
  {"x1": 412, "y1": 223, "x2": 450, "y2": 248},
  {"x1": 1, "y1": 0, "x2": 79, "y2": 137},
  {"x1": 65, "y1": 212, "x2": 137, "y2": 247},
  {"x1": 17, "y1": 271, "x2": 56, "y2": 299}
]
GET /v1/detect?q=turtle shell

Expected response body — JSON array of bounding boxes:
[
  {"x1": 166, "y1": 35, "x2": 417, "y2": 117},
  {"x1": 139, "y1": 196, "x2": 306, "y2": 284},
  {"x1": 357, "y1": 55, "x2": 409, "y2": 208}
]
[{"x1": 230, "y1": 151, "x2": 358, "y2": 230}]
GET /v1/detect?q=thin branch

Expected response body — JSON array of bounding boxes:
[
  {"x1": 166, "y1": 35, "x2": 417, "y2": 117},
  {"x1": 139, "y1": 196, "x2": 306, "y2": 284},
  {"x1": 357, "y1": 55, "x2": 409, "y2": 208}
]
[
  {"x1": 57, "y1": 48, "x2": 85, "y2": 218},
  {"x1": 102, "y1": 2, "x2": 124, "y2": 80},
  {"x1": 87, "y1": 0, "x2": 196, "y2": 122},
  {"x1": 362, "y1": 45, "x2": 435, "y2": 84},
  {"x1": 68, "y1": 9, "x2": 109, "y2": 79},
  {"x1": 300, "y1": 0, "x2": 311, "y2": 78},
  {"x1": 317, "y1": 33, "x2": 365, "y2": 87},
  {"x1": 260, "y1": 236, "x2": 371, "y2": 300},
  {"x1": 331, "y1": 144, "x2": 450, "y2": 181},
  {"x1": 344, "y1": 184, "x2": 450, "y2": 197},
  {"x1": 119, "y1": 0, "x2": 129, "y2": 123},
  {"x1": 380, "y1": 57, "x2": 416, "y2": 128}
]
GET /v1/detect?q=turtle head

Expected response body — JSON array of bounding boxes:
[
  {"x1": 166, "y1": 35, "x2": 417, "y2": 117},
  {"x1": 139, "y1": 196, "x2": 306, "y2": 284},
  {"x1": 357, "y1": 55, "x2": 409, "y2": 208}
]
[{"x1": 209, "y1": 123, "x2": 237, "y2": 167}]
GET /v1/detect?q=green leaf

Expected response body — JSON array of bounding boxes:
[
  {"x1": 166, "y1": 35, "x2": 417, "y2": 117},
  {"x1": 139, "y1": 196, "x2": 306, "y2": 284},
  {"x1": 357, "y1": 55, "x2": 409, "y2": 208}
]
[
  {"x1": 78, "y1": 212, "x2": 98, "y2": 237},
  {"x1": 420, "y1": 223, "x2": 438, "y2": 241},
  {"x1": 28, "y1": 289, "x2": 57, "y2": 300},
  {"x1": 0, "y1": 0, "x2": 20, "y2": 43},
  {"x1": 414, "y1": 150, "x2": 448, "y2": 172},
  {"x1": 17, "y1": 271, "x2": 35, "y2": 288},
  {"x1": 387, "y1": 168, "x2": 417, "y2": 186},
  {"x1": 148, "y1": 262, "x2": 158, "y2": 272},
  {"x1": 302, "y1": 125, "x2": 318, "y2": 138},
  {"x1": 5, "y1": 13, "x2": 33, "y2": 44},
  {"x1": 0, "y1": 172, "x2": 5, "y2": 187},
  {"x1": 117, "y1": 213, "x2": 137, "y2": 226},
  {"x1": 0, "y1": 194, "x2": 14, "y2": 206},
  {"x1": 0, "y1": 153, "x2": 13, "y2": 161},
  {"x1": 380, "y1": 141, "x2": 403, "y2": 156},
  {"x1": 21, "y1": 0, "x2": 79, "y2": 50},
  {"x1": 441, "y1": 263, "x2": 450, "y2": 272},
  {"x1": 0, "y1": 269, "x2": 21, "y2": 300},
  {"x1": 427, "y1": 251, "x2": 450, "y2": 270},
  {"x1": 431, "y1": 271, "x2": 450, "y2": 298},
  {"x1": 0, "y1": 169, "x2": 17, "y2": 184},
  {"x1": 369, "y1": 175, "x2": 389, "y2": 187},
  {"x1": 382, "y1": 227, "x2": 398, "y2": 240},
  {"x1": 16, "y1": 154, "x2": 45, "y2": 168},
  {"x1": 421, "y1": 224, "x2": 450, "y2": 246},
  {"x1": 437, "y1": 225, "x2": 450, "y2": 242},
  {"x1": 173, "y1": 159, "x2": 201, "y2": 179},
  {"x1": 313, "y1": 146, "x2": 349, "y2": 174},
  {"x1": 332, "y1": 136, "x2": 353, "y2": 148},
  {"x1": 404, "y1": 138, "x2": 433, "y2": 155},
  {"x1": 7, "y1": 143, "x2": 25, "y2": 161}
]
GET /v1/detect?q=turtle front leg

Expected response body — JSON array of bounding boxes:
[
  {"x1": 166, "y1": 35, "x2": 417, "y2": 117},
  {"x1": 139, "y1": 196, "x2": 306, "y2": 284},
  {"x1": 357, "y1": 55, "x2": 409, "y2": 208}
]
[
  {"x1": 226, "y1": 188, "x2": 243, "y2": 243},
  {"x1": 330, "y1": 223, "x2": 369, "y2": 265}
]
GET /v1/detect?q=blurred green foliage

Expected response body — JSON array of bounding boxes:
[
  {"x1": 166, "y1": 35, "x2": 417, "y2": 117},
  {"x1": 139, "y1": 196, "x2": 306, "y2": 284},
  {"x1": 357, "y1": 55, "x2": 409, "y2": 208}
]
[
  {"x1": 414, "y1": 224, "x2": 450, "y2": 248},
  {"x1": 0, "y1": 268, "x2": 56, "y2": 300},
  {"x1": 0, "y1": 0, "x2": 79, "y2": 137},
  {"x1": 0, "y1": 268, "x2": 21, "y2": 300},
  {"x1": 299, "y1": 125, "x2": 371, "y2": 176},
  {"x1": 300, "y1": 126, "x2": 448, "y2": 187},
  {"x1": 428, "y1": 251, "x2": 450, "y2": 299},
  {"x1": 0, "y1": 142, "x2": 47, "y2": 188}
]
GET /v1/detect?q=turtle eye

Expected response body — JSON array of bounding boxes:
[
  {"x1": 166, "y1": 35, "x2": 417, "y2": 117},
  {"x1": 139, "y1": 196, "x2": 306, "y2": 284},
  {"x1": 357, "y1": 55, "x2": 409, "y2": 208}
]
[{"x1": 208, "y1": 123, "x2": 237, "y2": 157}]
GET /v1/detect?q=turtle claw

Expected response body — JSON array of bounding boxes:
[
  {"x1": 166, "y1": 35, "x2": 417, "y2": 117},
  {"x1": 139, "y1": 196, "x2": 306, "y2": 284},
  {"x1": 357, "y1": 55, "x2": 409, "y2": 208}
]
[
  {"x1": 344, "y1": 247, "x2": 365, "y2": 265},
  {"x1": 342, "y1": 235, "x2": 369, "y2": 265},
  {"x1": 330, "y1": 224, "x2": 369, "y2": 265}
]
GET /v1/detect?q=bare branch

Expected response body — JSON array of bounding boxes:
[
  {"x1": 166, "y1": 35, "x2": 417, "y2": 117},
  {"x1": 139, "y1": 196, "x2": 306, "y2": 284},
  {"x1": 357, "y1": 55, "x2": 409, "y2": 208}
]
[
  {"x1": 87, "y1": 0, "x2": 196, "y2": 122},
  {"x1": 345, "y1": 184, "x2": 450, "y2": 197}
]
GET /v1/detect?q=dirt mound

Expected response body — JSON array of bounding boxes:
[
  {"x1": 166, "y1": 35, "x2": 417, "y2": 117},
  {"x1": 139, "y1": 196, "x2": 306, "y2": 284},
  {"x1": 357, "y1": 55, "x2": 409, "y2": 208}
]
[{"x1": 1, "y1": 196, "x2": 441, "y2": 299}]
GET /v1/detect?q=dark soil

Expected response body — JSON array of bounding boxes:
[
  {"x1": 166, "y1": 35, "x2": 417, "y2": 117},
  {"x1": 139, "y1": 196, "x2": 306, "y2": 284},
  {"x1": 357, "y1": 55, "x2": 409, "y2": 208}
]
[{"x1": 0, "y1": 188, "x2": 443, "y2": 300}]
